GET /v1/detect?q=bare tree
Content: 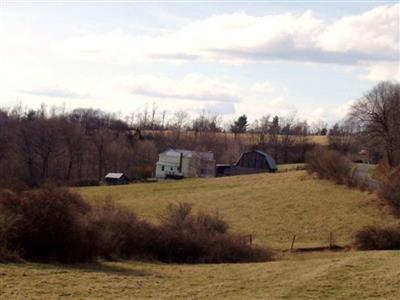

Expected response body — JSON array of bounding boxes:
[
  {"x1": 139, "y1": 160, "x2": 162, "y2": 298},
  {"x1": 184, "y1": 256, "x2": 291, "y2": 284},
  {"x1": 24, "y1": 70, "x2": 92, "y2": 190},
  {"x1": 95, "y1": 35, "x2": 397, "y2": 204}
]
[
  {"x1": 160, "y1": 110, "x2": 167, "y2": 130},
  {"x1": 172, "y1": 110, "x2": 190, "y2": 130},
  {"x1": 150, "y1": 102, "x2": 157, "y2": 129},
  {"x1": 280, "y1": 116, "x2": 295, "y2": 163},
  {"x1": 328, "y1": 120, "x2": 358, "y2": 153},
  {"x1": 268, "y1": 115, "x2": 280, "y2": 162},
  {"x1": 350, "y1": 81, "x2": 400, "y2": 167}
]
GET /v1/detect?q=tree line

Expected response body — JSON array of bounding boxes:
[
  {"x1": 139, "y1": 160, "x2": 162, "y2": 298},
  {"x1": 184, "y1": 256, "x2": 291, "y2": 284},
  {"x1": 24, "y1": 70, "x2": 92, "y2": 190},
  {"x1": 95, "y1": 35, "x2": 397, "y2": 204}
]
[
  {"x1": 0, "y1": 105, "x2": 315, "y2": 189},
  {"x1": 0, "y1": 81, "x2": 397, "y2": 189}
]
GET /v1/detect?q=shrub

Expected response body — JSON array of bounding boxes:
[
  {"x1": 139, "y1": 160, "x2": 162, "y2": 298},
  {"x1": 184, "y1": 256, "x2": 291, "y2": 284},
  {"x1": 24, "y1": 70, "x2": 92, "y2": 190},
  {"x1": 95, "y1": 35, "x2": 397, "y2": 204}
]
[
  {"x1": 154, "y1": 203, "x2": 274, "y2": 263},
  {"x1": 160, "y1": 203, "x2": 228, "y2": 234},
  {"x1": 379, "y1": 167, "x2": 400, "y2": 216},
  {"x1": 306, "y1": 147, "x2": 352, "y2": 185},
  {"x1": 87, "y1": 201, "x2": 157, "y2": 259},
  {"x1": 0, "y1": 189, "x2": 274, "y2": 264},
  {"x1": 354, "y1": 225, "x2": 400, "y2": 250},
  {"x1": 0, "y1": 191, "x2": 22, "y2": 262},
  {"x1": 0, "y1": 188, "x2": 95, "y2": 263}
]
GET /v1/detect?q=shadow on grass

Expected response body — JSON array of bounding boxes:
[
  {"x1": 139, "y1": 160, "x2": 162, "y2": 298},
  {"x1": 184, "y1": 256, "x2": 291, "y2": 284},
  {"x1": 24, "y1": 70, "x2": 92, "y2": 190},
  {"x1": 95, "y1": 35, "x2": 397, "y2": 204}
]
[{"x1": 9, "y1": 261, "x2": 156, "y2": 277}]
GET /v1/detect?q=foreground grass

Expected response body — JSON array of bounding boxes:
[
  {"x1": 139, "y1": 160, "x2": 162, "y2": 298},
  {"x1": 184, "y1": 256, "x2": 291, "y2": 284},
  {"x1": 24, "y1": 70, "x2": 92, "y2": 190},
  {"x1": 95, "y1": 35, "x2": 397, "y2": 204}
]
[
  {"x1": 77, "y1": 171, "x2": 395, "y2": 249},
  {"x1": 1, "y1": 251, "x2": 399, "y2": 299}
]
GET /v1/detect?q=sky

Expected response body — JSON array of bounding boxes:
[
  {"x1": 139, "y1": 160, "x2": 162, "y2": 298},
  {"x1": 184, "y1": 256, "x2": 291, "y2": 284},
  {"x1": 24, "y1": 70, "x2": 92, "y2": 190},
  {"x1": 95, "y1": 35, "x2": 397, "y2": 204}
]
[{"x1": 0, "y1": 0, "x2": 399, "y2": 125}]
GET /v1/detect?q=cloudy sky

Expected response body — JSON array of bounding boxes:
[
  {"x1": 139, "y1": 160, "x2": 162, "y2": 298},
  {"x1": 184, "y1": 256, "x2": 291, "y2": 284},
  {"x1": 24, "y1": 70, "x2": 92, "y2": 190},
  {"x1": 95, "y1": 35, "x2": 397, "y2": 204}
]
[{"x1": 1, "y1": 1, "x2": 399, "y2": 124}]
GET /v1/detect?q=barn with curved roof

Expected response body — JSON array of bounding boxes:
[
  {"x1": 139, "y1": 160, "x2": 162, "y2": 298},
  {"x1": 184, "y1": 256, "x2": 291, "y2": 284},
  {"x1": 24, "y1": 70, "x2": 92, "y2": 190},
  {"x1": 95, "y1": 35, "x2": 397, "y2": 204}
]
[{"x1": 216, "y1": 150, "x2": 277, "y2": 176}]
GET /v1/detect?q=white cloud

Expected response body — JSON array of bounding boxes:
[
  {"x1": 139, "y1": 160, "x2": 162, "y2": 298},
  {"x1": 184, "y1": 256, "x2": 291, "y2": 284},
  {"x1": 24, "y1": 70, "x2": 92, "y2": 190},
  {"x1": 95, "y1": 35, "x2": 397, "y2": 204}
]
[
  {"x1": 121, "y1": 73, "x2": 241, "y2": 103},
  {"x1": 268, "y1": 97, "x2": 285, "y2": 108},
  {"x1": 303, "y1": 100, "x2": 355, "y2": 124},
  {"x1": 318, "y1": 5, "x2": 399, "y2": 57},
  {"x1": 19, "y1": 86, "x2": 89, "y2": 99},
  {"x1": 2, "y1": 4, "x2": 398, "y2": 123},
  {"x1": 361, "y1": 62, "x2": 400, "y2": 82},
  {"x1": 251, "y1": 81, "x2": 274, "y2": 94},
  {"x1": 58, "y1": 4, "x2": 398, "y2": 68}
]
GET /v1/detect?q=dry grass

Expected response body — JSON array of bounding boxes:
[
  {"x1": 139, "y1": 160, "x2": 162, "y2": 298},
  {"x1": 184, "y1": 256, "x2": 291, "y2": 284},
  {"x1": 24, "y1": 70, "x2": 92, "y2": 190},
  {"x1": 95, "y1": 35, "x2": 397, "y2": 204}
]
[
  {"x1": 76, "y1": 171, "x2": 395, "y2": 249},
  {"x1": 143, "y1": 130, "x2": 329, "y2": 145},
  {"x1": 278, "y1": 163, "x2": 306, "y2": 172},
  {"x1": 1, "y1": 251, "x2": 399, "y2": 299},
  {"x1": 1, "y1": 172, "x2": 399, "y2": 299}
]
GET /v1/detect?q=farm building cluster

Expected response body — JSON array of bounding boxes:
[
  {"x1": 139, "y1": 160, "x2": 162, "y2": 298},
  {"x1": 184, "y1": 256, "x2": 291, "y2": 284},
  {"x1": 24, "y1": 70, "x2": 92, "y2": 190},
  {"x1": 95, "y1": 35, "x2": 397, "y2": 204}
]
[
  {"x1": 105, "y1": 148, "x2": 277, "y2": 184},
  {"x1": 155, "y1": 149, "x2": 277, "y2": 179}
]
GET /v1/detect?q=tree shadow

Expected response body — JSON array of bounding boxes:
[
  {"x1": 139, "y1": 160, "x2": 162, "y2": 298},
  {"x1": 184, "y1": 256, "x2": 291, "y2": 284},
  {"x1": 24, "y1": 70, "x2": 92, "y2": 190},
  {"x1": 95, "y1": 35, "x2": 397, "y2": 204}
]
[{"x1": 24, "y1": 260, "x2": 157, "y2": 277}]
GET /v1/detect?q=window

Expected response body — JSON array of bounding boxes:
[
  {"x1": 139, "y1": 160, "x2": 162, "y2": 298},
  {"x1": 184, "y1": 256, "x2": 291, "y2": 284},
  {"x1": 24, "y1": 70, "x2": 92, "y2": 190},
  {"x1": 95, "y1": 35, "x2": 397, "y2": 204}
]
[{"x1": 161, "y1": 166, "x2": 165, "y2": 171}]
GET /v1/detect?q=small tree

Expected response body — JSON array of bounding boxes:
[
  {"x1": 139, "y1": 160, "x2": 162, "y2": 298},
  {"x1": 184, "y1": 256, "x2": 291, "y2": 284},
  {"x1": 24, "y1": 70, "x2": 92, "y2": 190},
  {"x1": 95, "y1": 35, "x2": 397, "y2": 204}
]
[{"x1": 230, "y1": 115, "x2": 248, "y2": 134}]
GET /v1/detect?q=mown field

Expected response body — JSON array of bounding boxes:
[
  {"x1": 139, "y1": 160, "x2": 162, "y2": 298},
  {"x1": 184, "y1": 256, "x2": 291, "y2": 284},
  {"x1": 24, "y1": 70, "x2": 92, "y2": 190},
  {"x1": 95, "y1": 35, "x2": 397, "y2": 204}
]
[
  {"x1": 2, "y1": 251, "x2": 400, "y2": 299},
  {"x1": 143, "y1": 130, "x2": 329, "y2": 145},
  {"x1": 1, "y1": 171, "x2": 399, "y2": 299}
]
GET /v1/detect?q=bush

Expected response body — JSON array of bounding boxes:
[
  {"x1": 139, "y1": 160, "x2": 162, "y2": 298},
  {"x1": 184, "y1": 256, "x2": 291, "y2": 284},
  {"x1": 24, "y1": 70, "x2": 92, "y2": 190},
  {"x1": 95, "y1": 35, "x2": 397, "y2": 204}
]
[
  {"x1": 306, "y1": 147, "x2": 353, "y2": 185},
  {"x1": 0, "y1": 190, "x2": 274, "y2": 264},
  {"x1": 379, "y1": 167, "x2": 400, "y2": 216},
  {"x1": 354, "y1": 225, "x2": 400, "y2": 250},
  {"x1": 0, "y1": 188, "x2": 95, "y2": 263},
  {"x1": 0, "y1": 191, "x2": 22, "y2": 262},
  {"x1": 87, "y1": 201, "x2": 157, "y2": 260},
  {"x1": 154, "y1": 203, "x2": 274, "y2": 263}
]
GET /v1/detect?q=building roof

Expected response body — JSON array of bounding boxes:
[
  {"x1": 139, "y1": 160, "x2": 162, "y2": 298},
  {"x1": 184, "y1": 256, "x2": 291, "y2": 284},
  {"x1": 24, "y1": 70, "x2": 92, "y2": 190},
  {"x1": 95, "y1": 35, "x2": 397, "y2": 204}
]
[
  {"x1": 156, "y1": 161, "x2": 179, "y2": 167},
  {"x1": 236, "y1": 150, "x2": 277, "y2": 170},
  {"x1": 105, "y1": 173, "x2": 126, "y2": 179},
  {"x1": 160, "y1": 149, "x2": 215, "y2": 160}
]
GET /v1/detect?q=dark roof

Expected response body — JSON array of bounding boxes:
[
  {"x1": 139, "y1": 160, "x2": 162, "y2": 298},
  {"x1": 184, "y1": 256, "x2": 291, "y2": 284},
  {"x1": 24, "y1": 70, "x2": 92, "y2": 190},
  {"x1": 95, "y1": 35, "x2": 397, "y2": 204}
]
[
  {"x1": 236, "y1": 150, "x2": 277, "y2": 170},
  {"x1": 161, "y1": 149, "x2": 215, "y2": 160}
]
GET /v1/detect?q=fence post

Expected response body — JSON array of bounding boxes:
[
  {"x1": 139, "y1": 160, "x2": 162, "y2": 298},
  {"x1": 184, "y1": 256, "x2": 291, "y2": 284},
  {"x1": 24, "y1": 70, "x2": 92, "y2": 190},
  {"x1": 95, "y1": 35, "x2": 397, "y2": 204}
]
[{"x1": 290, "y1": 235, "x2": 296, "y2": 252}]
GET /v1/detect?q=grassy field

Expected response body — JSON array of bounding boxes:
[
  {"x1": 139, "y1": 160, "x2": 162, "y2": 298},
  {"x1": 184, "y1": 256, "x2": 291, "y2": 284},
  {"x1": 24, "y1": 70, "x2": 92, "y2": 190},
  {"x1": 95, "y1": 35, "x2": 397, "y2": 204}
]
[
  {"x1": 77, "y1": 171, "x2": 395, "y2": 249},
  {"x1": 277, "y1": 163, "x2": 306, "y2": 172},
  {"x1": 1, "y1": 251, "x2": 400, "y2": 299},
  {"x1": 1, "y1": 171, "x2": 399, "y2": 299},
  {"x1": 143, "y1": 130, "x2": 329, "y2": 145}
]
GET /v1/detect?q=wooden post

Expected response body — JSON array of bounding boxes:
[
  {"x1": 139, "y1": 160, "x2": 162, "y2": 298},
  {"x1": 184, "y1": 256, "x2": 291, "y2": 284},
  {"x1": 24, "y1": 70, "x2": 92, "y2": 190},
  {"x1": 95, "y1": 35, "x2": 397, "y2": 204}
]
[
  {"x1": 290, "y1": 235, "x2": 296, "y2": 252},
  {"x1": 249, "y1": 234, "x2": 252, "y2": 246}
]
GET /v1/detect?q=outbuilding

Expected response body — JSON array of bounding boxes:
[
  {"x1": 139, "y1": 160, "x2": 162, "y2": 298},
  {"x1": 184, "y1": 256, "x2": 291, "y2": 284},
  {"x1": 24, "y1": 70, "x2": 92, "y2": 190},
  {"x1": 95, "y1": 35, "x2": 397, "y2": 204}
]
[
  {"x1": 104, "y1": 173, "x2": 129, "y2": 185},
  {"x1": 217, "y1": 150, "x2": 277, "y2": 176},
  {"x1": 155, "y1": 149, "x2": 216, "y2": 179}
]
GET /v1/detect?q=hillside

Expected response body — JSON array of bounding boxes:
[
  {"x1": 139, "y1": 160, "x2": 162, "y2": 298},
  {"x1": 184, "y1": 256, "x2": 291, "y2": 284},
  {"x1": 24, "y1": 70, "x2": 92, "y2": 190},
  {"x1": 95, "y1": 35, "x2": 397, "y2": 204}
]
[
  {"x1": 77, "y1": 171, "x2": 395, "y2": 249},
  {"x1": 1, "y1": 171, "x2": 399, "y2": 299}
]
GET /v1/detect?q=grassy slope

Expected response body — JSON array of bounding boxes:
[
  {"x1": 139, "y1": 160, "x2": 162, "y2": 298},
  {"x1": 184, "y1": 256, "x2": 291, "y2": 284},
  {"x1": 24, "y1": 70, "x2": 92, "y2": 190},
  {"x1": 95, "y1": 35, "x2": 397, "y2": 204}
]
[
  {"x1": 1, "y1": 251, "x2": 400, "y2": 299},
  {"x1": 77, "y1": 171, "x2": 395, "y2": 249},
  {"x1": 1, "y1": 171, "x2": 399, "y2": 299}
]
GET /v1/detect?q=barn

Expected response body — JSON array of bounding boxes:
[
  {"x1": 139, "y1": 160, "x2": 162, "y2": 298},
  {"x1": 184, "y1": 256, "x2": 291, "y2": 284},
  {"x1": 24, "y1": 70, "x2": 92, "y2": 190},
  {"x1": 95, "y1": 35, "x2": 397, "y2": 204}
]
[
  {"x1": 216, "y1": 150, "x2": 277, "y2": 176},
  {"x1": 104, "y1": 173, "x2": 129, "y2": 185}
]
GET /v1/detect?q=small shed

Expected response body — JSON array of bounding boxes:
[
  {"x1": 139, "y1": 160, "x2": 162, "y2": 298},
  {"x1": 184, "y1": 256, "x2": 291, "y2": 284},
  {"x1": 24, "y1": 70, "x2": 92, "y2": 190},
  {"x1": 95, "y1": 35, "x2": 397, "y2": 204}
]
[{"x1": 105, "y1": 173, "x2": 129, "y2": 185}]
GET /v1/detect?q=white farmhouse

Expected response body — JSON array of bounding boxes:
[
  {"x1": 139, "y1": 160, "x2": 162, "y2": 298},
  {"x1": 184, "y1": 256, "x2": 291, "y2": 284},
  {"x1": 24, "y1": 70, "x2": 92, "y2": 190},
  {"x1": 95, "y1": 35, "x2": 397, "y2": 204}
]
[{"x1": 155, "y1": 149, "x2": 216, "y2": 179}]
